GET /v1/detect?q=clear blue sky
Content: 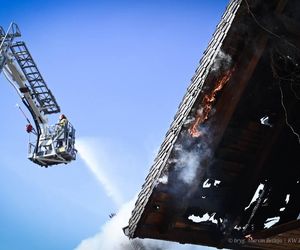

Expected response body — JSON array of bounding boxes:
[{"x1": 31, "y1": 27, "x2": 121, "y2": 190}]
[{"x1": 0, "y1": 1, "x2": 229, "y2": 249}]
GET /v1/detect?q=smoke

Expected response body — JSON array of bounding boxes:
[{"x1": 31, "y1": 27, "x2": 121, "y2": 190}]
[
  {"x1": 175, "y1": 65, "x2": 234, "y2": 185},
  {"x1": 173, "y1": 129, "x2": 212, "y2": 185},
  {"x1": 74, "y1": 197, "x2": 140, "y2": 250},
  {"x1": 76, "y1": 137, "x2": 124, "y2": 206},
  {"x1": 175, "y1": 149, "x2": 201, "y2": 184},
  {"x1": 75, "y1": 196, "x2": 213, "y2": 250},
  {"x1": 157, "y1": 174, "x2": 168, "y2": 185},
  {"x1": 211, "y1": 50, "x2": 232, "y2": 72}
]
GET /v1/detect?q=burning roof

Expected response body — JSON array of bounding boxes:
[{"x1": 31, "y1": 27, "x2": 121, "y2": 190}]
[{"x1": 125, "y1": 0, "x2": 300, "y2": 249}]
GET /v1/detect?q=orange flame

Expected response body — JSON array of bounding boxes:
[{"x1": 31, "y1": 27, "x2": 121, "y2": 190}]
[{"x1": 188, "y1": 68, "x2": 235, "y2": 137}]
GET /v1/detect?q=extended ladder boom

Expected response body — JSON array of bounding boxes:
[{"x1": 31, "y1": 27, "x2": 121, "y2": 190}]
[
  {"x1": 0, "y1": 22, "x2": 77, "y2": 167},
  {"x1": 10, "y1": 41, "x2": 60, "y2": 115}
]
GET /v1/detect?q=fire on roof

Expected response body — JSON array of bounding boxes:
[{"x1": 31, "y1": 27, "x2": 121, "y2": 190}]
[{"x1": 125, "y1": 0, "x2": 300, "y2": 249}]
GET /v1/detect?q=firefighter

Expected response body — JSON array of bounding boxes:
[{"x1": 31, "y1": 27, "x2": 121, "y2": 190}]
[
  {"x1": 56, "y1": 114, "x2": 68, "y2": 149},
  {"x1": 58, "y1": 114, "x2": 68, "y2": 128}
]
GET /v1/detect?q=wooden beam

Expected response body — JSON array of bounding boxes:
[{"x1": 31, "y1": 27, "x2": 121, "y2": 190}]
[
  {"x1": 251, "y1": 220, "x2": 300, "y2": 239},
  {"x1": 217, "y1": 0, "x2": 291, "y2": 247},
  {"x1": 137, "y1": 224, "x2": 220, "y2": 247}
]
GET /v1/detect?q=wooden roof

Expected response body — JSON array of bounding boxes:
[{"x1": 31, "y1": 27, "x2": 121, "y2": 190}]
[{"x1": 125, "y1": 0, "x2": 300, "y2": 249}]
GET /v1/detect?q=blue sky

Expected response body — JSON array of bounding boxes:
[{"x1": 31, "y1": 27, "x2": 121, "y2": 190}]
[{"x1": 0, "y1": 1, "x2": 229, "y2": 249}]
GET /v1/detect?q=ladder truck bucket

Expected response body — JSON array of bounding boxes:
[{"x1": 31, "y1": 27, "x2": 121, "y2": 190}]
[{"x1": 28, "y1": 121, "x2": 77, "y2": 167}]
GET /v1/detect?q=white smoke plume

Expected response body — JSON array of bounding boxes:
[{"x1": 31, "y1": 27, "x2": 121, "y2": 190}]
[
  {"x1": 75, "y1": 196, "x2": 214, "y2": 250},
  {"x1": 174, "y1": 130, "x2": 212, "y2": 185},
  {"x1": 157, "y1": 174, "x2": 168, "y2": 185},
  {"x1": 211, "y1": 49, "x2": 232, "y2": 72},
  {"x1": 176, "y1": 149, "x2": 201, "y2": 184},
  {"x1": 76, "y1": 137, "x2": 124, "y2": 206},
  {"x1": 75, "y1": 197, "x2": 139, "y2": 250}
]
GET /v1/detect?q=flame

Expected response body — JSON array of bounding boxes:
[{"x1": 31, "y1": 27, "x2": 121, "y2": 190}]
[{"x1": 188, "y1": 68, "x2": 235, "y2": 137}]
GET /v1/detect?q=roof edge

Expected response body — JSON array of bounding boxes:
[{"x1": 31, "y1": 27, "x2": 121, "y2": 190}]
[{"x1": 126, "y1": 0, "x2": 243, "y2": 238}]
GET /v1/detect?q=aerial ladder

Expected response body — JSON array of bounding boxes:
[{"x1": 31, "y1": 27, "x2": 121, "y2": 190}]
[{"x1": 0, "y1": 22, "x2": 77, "y2": 167}]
